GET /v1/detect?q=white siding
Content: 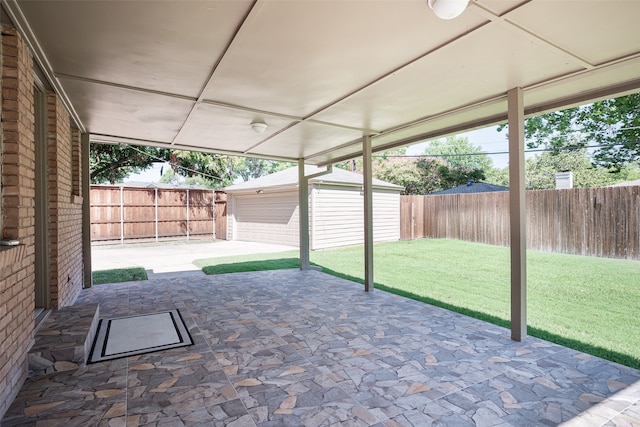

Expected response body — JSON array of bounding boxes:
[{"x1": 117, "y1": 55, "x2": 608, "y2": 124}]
[
  {"x1": 311, "y1": 185, "x2": 400, "y2": 250},
  {"x1": 372, "y1": 189, "x2": 401, "y2": 243},
  {"x1": 232, "y1": 191, "x2": 300, "y2": 246}
]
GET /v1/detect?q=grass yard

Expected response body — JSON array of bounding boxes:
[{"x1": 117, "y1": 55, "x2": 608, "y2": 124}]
[
  {"x1": 194, "y1": 238, "x2": 640, "y2": 369},
  {"x1": 92, "y1": 267, "x2": 148, "y2": 285}
]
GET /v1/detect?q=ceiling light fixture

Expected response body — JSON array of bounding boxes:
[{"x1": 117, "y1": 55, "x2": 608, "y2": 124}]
[
  {"x1": 251, "y1": 119, "x2": 268, "y2": 134},
  {"x1": 427, "y1": 0, "x2": 469, "y2": 20}
]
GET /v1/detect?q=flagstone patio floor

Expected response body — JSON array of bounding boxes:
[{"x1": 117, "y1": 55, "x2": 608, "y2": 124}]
[{"x1": 2, "y1": 269, "x2": 639, "y2": 426}]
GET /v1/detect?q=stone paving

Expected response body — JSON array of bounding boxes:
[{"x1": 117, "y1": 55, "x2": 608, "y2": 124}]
[{"x1": 2, "y1": 269, "x2": 640, "y2": 426}]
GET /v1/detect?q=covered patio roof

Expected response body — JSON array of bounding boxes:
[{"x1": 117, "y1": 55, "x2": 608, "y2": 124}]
[{"x1": 5, "y1": 0, "x2": 640, "y2": 164}]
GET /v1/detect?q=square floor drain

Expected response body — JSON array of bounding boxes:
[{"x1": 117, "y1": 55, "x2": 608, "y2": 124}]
[{"x1": 89, "y1": 309, "x2": 193, "y2": 363}]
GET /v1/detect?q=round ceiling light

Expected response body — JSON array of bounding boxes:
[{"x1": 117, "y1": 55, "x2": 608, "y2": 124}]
[
  {"x1": 251, "y1": 120, "x2": 268, "y2": 134},
  {"x1": 427, "y1": 0, "x2": 470, "y2": 20}
]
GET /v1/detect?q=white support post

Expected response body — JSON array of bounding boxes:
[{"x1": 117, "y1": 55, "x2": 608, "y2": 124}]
[
  {"x1": 298, "y1": 159, "x2": 311, "y2": 270},
  {"x1": 508, "y1": 87, "x2": 527, "y2": 341},
  {"x1": 363, "y1": 135, "x2": 374, "y2": 292},
  {"x1": 81, "y1": 133, "x2": 92, "y2": 288},
  {"x1": 154, "y1": 188, "x2": 159, "y2": 243}
]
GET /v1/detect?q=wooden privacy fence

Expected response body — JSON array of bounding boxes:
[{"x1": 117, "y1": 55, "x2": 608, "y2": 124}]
[
  {"x1": 90, "y1": 186, "x2": 227, "y2": 242},
  {"x1": 401, "y1": 186, "x2": 639, "y2": 260}
]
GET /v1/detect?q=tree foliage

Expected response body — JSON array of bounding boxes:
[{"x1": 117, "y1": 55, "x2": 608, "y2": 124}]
[
  {"x1": 90, "y1": 143, "x2": 293, "y2": 187},
  {"x1": 484, "y1": 150, "x2": 621, "y2": 190},
  {"x1": 167, "y1": 150, "x2": 234, "y2": 189},
  {"x1": 498, "y1": 93, "x2": 640, "y2": 170},
  {"x1": 423, "y1": 136, "x2": 493, "y2": 170},
  {"x1": 368, "y1": 156, "x2": 485, "y2": 195},
  {"x1": 230, "y1": 157, "x2": 293, "y2": 182},
  {"x1": 525, "y1": 150, "x2": 618, "y2": 190},
  {"x1": 90, "y1": 144, "x2": 167, "y2": 184}
]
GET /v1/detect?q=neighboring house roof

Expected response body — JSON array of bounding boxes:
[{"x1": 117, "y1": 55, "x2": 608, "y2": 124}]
[
  {"x1": 611, "y1": 179, "x2": 640, "y2": 187},
  {"x1": 428, "y1": 181, "x2": 509, "y2": 195},
  {"x1": 225, "y1": 166, "x2": 403, "y2": 192}
]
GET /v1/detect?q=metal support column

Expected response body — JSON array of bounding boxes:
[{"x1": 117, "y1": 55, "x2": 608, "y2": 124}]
[
  {"x1": 81, "y1": 133, "x2": 92, "y2": 288},
  {"x1": 363, "y1": 135, "x2": 374, "y2": 292},
  {"x1": 298, "y1": 159, "x2": 310, "y2": 270},
  {"x1": 508, "y1": 87, "x2": 527, "y2": 341}
]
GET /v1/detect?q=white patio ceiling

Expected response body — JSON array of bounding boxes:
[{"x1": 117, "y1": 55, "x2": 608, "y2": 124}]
[{"x1": 6, "y1": 0, "x2": 640, "y2": 165}]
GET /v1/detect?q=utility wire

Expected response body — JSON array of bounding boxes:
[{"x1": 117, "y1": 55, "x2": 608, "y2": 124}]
[
  {"x1": 376, "y1": 141, "x2": 640, "y2": 159},
  {"x1": 127, "y1": 145, "x2": 226, "y2": 181}
]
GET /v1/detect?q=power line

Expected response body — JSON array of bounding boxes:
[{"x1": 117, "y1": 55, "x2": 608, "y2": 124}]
[
  {"x1": 377, "y1": 141, "x2": 640, "y2": 159},
  {"x1": 127, "y1": 145, "x2": 226, "y2": 182}
]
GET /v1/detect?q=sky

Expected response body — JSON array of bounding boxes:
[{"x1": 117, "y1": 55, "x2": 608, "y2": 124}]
[
  {"x1": 405, "y1": 125, "x2": 511, "y2": 168},
  {"x1": 123, "y1": 161, "x2": 169, "y2": 183}
]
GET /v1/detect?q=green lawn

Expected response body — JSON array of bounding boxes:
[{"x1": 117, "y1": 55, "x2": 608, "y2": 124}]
[
  {"x1": 92, "y1": 267, "x2": 148, "y2": 285},
  {"x1": 194, "y1": 239, "x2": 640, "y2": 369}
]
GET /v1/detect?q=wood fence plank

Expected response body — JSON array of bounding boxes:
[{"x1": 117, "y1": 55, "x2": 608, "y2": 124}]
[
  {"x1": 401, "y1": 187, "x2": 639, "y2": 260},
  {"x1": 90, "y1": 186, "x2": 226, "y2": 241}
]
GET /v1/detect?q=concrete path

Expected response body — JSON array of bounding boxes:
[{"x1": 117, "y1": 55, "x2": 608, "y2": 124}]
[{"x1": 91, "y1": 239, "x2": 296, "y2": 278}]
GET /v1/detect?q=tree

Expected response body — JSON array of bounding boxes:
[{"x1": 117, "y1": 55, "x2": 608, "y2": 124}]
[
  {"x1": 167, "y1": 150, "x2": 234, "y2": 189},
  {"x1": 372, "y1": 157, "x2": 439, "y2": 195},
  {"x1": 230, "y1": 157, "x2": 293, "y2": 182},
  {"x1": 423, "y1": 136, "x2": 493, "y2": 171},
  {"x1": 526, "y1": 149, "x2": 618, "y2": 190},
  {"x1": 484, "y1": 167, "x2": 509, "y2": 187},
  {"x1": 90, "y1": 144, "x2": 167, "y2": 184},
  {"x1": 367, "y1": 155, "x2": 485, "y2": 195},
  {"x1": 498, "y1": 93, "x2": 640, "y2": 170}
]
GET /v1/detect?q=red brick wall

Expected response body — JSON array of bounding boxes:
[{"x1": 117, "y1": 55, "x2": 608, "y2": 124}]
[
  {"x1": 47, "y1": 94, "x2": 83, "y2": 308},
  {"x1": 0, "y1": 24, "x2": 36, "y2": 418},
  {"x1": 0, "y1": 24, "x2": 86, "y2": 418}
]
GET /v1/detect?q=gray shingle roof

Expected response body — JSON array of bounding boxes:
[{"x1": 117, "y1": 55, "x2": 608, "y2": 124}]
[
  {"x1": 225, "y1": 166, "x2": 403, "y2": 192},
  {"x1": 428, "y1": 182, "x2": 509, "y2": 195},
  {"x1": 611, "y1": 179, "x2": 640, "y2": 187}
]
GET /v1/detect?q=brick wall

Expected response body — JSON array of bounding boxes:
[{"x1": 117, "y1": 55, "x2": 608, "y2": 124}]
[
  {"x1": 47, "y1": 94, "x2": 83, "y2": 309},
  {"x1": 0, "y1": 24, "x2": 36, "y2": 418},
  {"x1": 0, "y1": 23, "x2": 86, "y2": 418}
]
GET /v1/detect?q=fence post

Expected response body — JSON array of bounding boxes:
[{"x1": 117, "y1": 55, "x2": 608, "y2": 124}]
[
  {"x1": 155, "y1": 187, "x2": 159, "y2": 243},
  {"x1": 211, "y1": 190, "x2": 216, "y2": 240},
  {"x1": 120, "y1": 185, "x2": 124, "y2": 244},
  {"x1": 410, "y1": 202, "x2": 415, "y2": 240},
  {"x1": 186, "y1": 188, "x2": 190, "y2": 241}
]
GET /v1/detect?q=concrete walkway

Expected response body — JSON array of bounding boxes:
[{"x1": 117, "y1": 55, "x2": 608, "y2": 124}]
[{"x1": 91, "y1": 239, "x2": 296, "y2": 278}]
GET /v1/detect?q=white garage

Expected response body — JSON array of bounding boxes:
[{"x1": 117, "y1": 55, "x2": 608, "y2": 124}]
[{"x1": 225, "y1": 166, "x2": 402, "y2": 249}]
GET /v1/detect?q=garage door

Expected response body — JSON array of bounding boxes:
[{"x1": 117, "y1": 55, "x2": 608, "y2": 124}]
[{"x1": 233, "y1": 191, "x2": 300, "y2": 246}]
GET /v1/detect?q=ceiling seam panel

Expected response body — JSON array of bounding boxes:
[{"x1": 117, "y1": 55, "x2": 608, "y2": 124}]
[
  {"x1": 299, "y1": 21, "x2": 491, "y2": 123},
  {"x1": 306, "y1": 51, "x2": 640, "y2": 164},
  {"x1": 305, "y1": 94, "x2": 509, "y2": 163},
  {"x1": 90, "y1": 133, "x2": 297, "y2": 163},
  {"x1": 501, "y1": 18, "x2": 594, "y2": 69},
  {"x1": 471, "y1": 1, "x2": 594, "y2": 69},
  {"x1": 2, "y1": 0, "x2": 85, "y2": 132},
  {"x1": 310, "y1": 72, "x2": 640, "y2": 166},
  {"x1": 243, "y1": 18, "x2": 493, "y2": 155},
  {"x1": 171, "y1": 0, "x2": 259, "y2": 146},
  {"x1": 54, "y1": 73, "x2": 197, "y2": 102}
]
